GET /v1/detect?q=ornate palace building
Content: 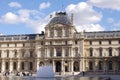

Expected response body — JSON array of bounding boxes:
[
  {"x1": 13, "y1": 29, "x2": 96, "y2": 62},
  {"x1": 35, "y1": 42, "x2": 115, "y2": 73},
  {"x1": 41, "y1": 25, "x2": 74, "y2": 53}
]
[{"x1": 0, "y1": 12, "x2": 120, "y2": 75}]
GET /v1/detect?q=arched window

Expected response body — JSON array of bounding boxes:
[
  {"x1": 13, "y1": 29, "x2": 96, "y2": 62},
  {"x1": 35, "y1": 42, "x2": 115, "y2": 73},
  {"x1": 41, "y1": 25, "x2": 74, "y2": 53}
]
[
  {"x1": 5, "y1": 62, "x2": 9, "y2": 70},
  {"x1": 29, "y1": 62, "x2": 33, "y2": 70},
  {"x1": 99, "y1": 48, "x2": 102, "y2": 56},
  {"x1": 39, "y1": 62, "x2": 44, "y2": 66},
  {"x1": 89, "y1": 48, "x2": 93, "y2": 57},
  {"x1": 108, "y1": 61, "x2": 112, "y2": 70},
  {"x1": 98, "y1": 61, "x2": 103, "y2": 70},
  {"x1": 109, "y1": 47, "x2": 112, "y2": 56},
  {"x1": 13, "y1": 62, "x2": 17, "y2": 70},
  {"x1": 89, "y1": 61, "x2": 93, "y2": 70},
  {"x1": 73, "y1": 61, "x2": 79, "y2": 72},
  {"x1": 21, "y1": 62, "x2": 24, "y2": 70}
]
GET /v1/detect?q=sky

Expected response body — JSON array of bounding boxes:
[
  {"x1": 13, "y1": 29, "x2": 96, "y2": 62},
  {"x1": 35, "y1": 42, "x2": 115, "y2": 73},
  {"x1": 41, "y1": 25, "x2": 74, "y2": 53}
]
[{"x1": 0, "y1": 0, "x2": 120, "y2": 35}]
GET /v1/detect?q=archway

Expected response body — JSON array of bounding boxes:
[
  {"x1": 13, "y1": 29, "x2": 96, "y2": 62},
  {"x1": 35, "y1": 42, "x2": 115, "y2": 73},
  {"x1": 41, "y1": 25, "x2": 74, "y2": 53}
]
[
  {"x1": 55, "y1": 61, "x2": 61, "y2": 72},
  {"x1": 39, "y1": 62, "x2": 44, "y2": 67},
  {"x1": 73, "y1": 61, "x2": 79, "y2": 72}
]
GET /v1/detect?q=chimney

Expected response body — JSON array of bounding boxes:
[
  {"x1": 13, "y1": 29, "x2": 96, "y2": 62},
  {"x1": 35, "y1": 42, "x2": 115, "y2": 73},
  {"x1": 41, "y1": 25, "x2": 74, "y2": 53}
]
[{"x1": 71, "y1": 13, "x2": 74, "y2": 25}]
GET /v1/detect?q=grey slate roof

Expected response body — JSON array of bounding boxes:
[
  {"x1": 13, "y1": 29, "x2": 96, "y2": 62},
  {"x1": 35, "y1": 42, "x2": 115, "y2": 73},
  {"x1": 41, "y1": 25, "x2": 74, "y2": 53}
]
[{"x1": 48, "y1": 12, "x2": 72, "y2": 25}]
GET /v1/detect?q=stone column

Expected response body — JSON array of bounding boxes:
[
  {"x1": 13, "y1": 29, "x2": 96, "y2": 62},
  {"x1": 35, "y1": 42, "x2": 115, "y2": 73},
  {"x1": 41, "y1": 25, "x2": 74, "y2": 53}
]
[
  {"x1": 53, "y1": 60, "x2": 55, "y2": 73},
  {"x1": 47, "y1": 48, "x2": 50, "y2": 57},
  {"x1": 10, "y1": 60, "x2": 13, "y2": 72},
  {"x1": 45, "y1": 48, "x2": 48, "y2": 57},
  {"x1": 48, "y1": 29, "x2": 50, "y2": 37},
  {"x1": 17, "y1": 60, "x2": 21, "y2": 72},
  {"x1": 69, "y1": 47, "x2": 71, "y2": 57},
  {"x1": 79, "y1": 60, "x2": 81, "y2": 72},
  {"x1": 25, "y1": 61, "x2": 28, "y2": 71},
  {"x1": 62, "y1": 47, "x2": 64, "y2": 57},
  {"x1": 37, "y1": 60, "x2": 40, "y2": 70},
  {"x1": 61, "y1": 60, "x2": 64, "y2": 74},
  {"x1": 45, "y1": 48, "x2": 47, "y2": 57},
  {"x1": 82, "y1": 58, "x2": 85, "y2": 71},
  {"x1": 54, "y1": 47, "x2": 56, "y2": 57},
  {"x1": 95, "y1": 60, "x2": 98, "y2": 72},
  {"x1": 54, "y1": 29, "x2": 57, "y2": 37},
  {"x1": 71, "y1": 60, "x2": 73, "y2": 72},
  {"x1": 2, "y1": 60, "x2": 5, "y2": 72},
  {"x1": 71, "y1": 47, "x2": 73, "y2": 57},
  {"x1": 62, "y1": 28, "x2": 65, "y2": 37}
]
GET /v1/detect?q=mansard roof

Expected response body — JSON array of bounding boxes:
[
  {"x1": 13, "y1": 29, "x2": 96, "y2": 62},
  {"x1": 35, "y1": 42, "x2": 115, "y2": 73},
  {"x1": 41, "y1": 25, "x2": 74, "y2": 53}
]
[
  {"x1": 0, "y1": 33, "x2": 44, "y2": 41},
  {"x1": 48, "y1": 12, "x2": 72, "y2": 26},
  {"x1": 84, "y1": 31, "x2": 120, "y2": 39}
]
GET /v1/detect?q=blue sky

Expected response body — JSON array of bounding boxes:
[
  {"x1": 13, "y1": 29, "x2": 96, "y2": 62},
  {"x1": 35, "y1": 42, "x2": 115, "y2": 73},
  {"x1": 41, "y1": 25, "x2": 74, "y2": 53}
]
[{"x1": 0, "y1": 0, "x2": 120, "y2": 35}]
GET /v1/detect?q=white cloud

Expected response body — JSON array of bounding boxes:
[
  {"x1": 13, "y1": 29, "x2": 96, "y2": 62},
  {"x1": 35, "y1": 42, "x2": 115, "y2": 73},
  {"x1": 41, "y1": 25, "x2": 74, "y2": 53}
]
[
  {"x1": 1, "y1": 12, "x2": 19, "y2": 24},
  {"x1": 39, "y1": 2, "x2": 51, "y2": 10},
  {"x1": 88, "y1": 0, "x2": 120, "y2": 11},
  {"x1": 107, "y1": 18, "x2": 114, "y2": 23},
  {"x1": 76, "y1": 24, "x2": 104, "y2": 32},
  {"x1": 0, "y1": 8, "x2": 50, "y2": 33},
  {"x1": 0, "y1": 2, "x2": 105, "y2": 33},
  {"x1": 66, "y1": 2, "x2": 104, "y2": 32},
  {"x1": 8, "y1": 2, "x2": 22, "y2": 8},
  {"x1": 31, "y1": 12, "x2": 55, "y2": 33},
  {"x1": 113, "y1": 21, "x2": 120, "y2": 27}
]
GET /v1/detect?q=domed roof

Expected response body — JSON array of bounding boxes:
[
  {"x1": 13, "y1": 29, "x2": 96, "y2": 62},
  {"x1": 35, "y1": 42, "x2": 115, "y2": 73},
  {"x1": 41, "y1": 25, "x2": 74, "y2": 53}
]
[{"x1": 48, "y1": 12, "x2": 72, "y2": 25}]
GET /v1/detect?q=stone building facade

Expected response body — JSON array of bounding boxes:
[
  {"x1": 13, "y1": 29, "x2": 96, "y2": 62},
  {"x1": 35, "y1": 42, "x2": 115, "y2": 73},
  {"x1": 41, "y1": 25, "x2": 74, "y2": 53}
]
[{"x1": 0, "y1": 12, "x2": 120, "y2": 75}]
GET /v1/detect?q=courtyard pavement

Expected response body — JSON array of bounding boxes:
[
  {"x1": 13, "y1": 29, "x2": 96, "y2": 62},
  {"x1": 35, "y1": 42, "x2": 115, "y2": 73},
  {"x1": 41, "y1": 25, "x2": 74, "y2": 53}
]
[{"x1": 79, "y1": 74, "x2": 120, "y2": 80}]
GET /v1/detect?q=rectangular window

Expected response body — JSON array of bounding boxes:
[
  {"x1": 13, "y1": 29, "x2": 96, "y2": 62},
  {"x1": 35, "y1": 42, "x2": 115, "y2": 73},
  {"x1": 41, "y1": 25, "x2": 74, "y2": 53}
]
[
  {"x1": 90, "y1": 48, "x2": 93, "y2": 57},
  {"x1": 13, "y1": 62, "x2": 17, "y2": 70},
  {"x1": 109, "y1": 40, "x2": 111, "y2": 44},
  {"x1": 56, "y1": 48, "x2": 62, "y2": 57},
  {"x1": 5, "y1": 62, "x2": 9, "y2": 70},
  {"x1": 21, "y1": 62, "x2": 24, "y2": 70},
  {"x1": 89, "y1": 41, "x2": 92, "y2": 45},
  {"x1": 75, "y1": 40, "x2": 78, "y2": 44},
  {"x1": 65, "y1": 41, "x2": 67, "y2": 45},
  {"x1": 15, "y1": 43, "x2": 17, "y2": 47},
  {"x1": 99, "y1": 41, "x2": 101, "y2": 45},
  {"x1": 109, "y1": 48, "x2": 112, "y2": 56},
  {"x1": 89, "y1": 62, "x2": 93, "y2": 70},
  {"x1": 7, "y1": 50, "x2": 9, "y2": 58},
  {"x1": 118, "y1": 62, "x2": 120, "y2": 70},
  {"x1": 30, "y1": 51, "x2": 33, "y2": 57},
  {"x1": 65, "y1": 48, "x2": 69, "y2": 57},
  {"x1": 29, "y1": 62, "x2": 33, "y2": 70},
  {"x1": 23, "y1": 43, "x2": 25, "y2": 47},
  {"x1": 119, "y1": 40, "x2": 120, "y2": 44},
  {"x1": 7, "y1": 43, "x2": 9, "y2": 47}
]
